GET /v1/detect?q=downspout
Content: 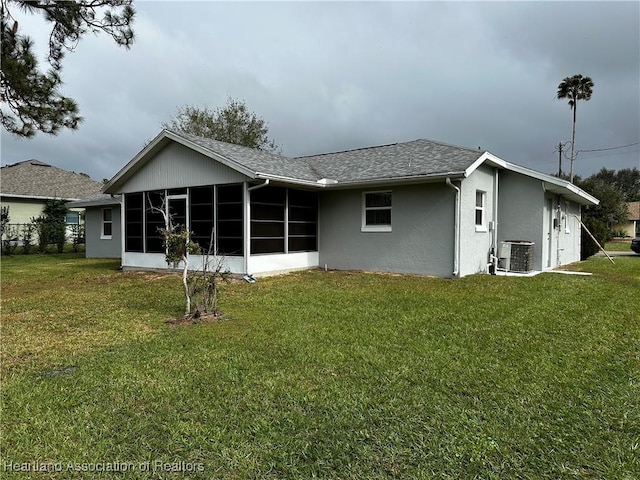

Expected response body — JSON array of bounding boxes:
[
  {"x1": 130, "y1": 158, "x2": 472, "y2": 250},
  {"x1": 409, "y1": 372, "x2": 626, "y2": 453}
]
[
  {"x1": 244, "y1": 179, "x2": 270, "y2": 274},
  {"x1": 445, "y1": 178, "x2": 461, "y2": 278},
  {"x1": 490, "y1": 168, "x2": 499, "y2": 274},
  {"x1": 119, "y1": 195, "x2": 125, "y2": 270}
]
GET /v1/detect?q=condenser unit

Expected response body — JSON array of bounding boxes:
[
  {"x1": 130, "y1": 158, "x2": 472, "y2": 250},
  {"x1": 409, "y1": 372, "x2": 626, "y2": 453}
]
[{"x1": 498, "y1": 241, "x2": 534, "y2": 273}]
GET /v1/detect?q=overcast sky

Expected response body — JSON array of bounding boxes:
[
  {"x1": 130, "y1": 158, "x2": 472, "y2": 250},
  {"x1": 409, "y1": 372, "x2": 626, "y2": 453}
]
[{"x1": 2, "y1": 1, "x2": 639, "y2": 183}]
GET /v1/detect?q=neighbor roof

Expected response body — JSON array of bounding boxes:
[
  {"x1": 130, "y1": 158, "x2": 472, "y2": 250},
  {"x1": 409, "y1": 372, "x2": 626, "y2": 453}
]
[
  {"x1": 103, "y1": 129, "x2": 598, "y2": 206},
  {"x1": 1, "y1": 160, "x2": 103, "y2": 200},
  {"x1": 626, "y1": 201, "x2": 640, "y2": 220}
]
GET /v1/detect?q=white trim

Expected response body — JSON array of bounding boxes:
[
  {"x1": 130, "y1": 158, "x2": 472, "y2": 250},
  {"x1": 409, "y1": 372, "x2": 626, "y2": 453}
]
[
  {"x1": 100, "y1": 207, "x2": 113, "y2": 240},
  {"x1": 475, "y1": 189, "x2": 486, "y2": 231},
  {"x1": 0, "y1": 193, "x2": 82, "y2": 201},
  {"x1": 361, "y1": 190, "x2": 392, "y2": 232}
]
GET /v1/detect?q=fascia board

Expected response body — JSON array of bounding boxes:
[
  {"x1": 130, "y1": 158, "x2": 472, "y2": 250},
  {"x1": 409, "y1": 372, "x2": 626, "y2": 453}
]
[
  {"x1": 103, "y1": 130, "x2": 169, "y2": 194},
  {"x1": 1, "y1": 193, "x2": 81, "y2": 201},
  {"x1": 255, "y1": 172, "x2": 324, "y2": 188},
  {"x1": 253, "y1": 172, "x2": 467, "y2": 190},
  {"x1": 319, "y1": 172, "x2": 466, "y2": 190},
  {"x1": 464, "y1": 152, "x2": 598, "y2": 205},
  {"x1": 103, "y1": 130, "x2": 258, "y2": 194},
  {"x1": 464, "y1": 152, "x2": 506, "y2": 177},
  {"x1": 503, "y1": 162, "x2": 599, "y2": 205}
]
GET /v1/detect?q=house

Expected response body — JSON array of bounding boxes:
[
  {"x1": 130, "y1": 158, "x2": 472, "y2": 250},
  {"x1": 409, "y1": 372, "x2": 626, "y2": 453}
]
[
  {"x1": 84, "y1": 129, "x2": 598, "y2": 277},
  {"x1": 66, "y1": 194, "x2": 122, "y2": 258},
  {"x1": 612, "y1": 201, "x2": 640, "y2": 237},
  {"x1": 0, "y1": 159, "x2": 104, "y2": 238}
]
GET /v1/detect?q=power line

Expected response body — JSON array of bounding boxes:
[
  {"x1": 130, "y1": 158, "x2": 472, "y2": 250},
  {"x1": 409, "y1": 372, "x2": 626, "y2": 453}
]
[{"x1": 577, "y1": 142, "x2": 640, "y2": 153}]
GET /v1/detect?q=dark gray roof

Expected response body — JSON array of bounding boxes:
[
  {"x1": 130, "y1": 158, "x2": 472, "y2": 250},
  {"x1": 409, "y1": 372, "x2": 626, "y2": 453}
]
[
  {"x1": 1, "y1": 159, "x2": 104, "y2": 200},
  {"x1": 178, "y1": 133, "x2": 319, "y2": 181},
  {"x1": 67, "y1": 194, "x2": 121, "y2": 208},
  {"x1": 104, "y1": 129, "x2": 597, "y2": 205},
  {"x1": 174, "y1": 131, "x2": 481, "y2": 183},
  {"x1": 298, "y1": 139, "x2": 483, "y2": 182}
]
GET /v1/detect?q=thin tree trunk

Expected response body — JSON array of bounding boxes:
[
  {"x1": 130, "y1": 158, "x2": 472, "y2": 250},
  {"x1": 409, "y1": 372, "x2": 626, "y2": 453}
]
[
  {"x1": 570, "y1": 102, "x2": 577, "y2": 182},
  {"x1": 182, "y1": 254, "x2": 190, "y2": 317}
]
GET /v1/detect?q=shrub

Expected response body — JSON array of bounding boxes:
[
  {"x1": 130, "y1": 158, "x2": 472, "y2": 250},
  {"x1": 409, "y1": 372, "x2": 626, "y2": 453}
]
[{"x1": 21, "y1": 223, "x2": 35, "y2": 254}]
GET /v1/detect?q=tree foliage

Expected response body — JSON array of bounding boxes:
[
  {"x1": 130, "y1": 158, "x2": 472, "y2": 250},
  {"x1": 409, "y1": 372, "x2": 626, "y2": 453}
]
[
  {"x1": 557, "y1": 74, "x2": 594, "y2": 182},
  {"x1": 163, "y1": 98, "x2": 279, "y2": 152},
  {"x1": 32, "y1": 198, "x2": 69, "y2": 253},
  {"x1": 574, "y1": 168, "x2": 634, "y2": 258},
  {"x1": 1, "y1": 0, "x2": 135, "y2": 137},
  {"x1": 586, "y1": 167, "x2": 640, "y2": 202}
]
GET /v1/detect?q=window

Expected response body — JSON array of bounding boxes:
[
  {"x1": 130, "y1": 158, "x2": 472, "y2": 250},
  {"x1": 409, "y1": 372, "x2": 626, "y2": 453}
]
[
  {"x1": 475, "y1": 190, "x2": 486, "y2": 231},
  {"x1": 288, "y1": 189, "x2": 318, "y2": 252},
  {"x1": 65, "y1": 212, "x2": 80, "y2": 225},
  {"x1": 362, "y1": 191, "x2": 392, "y2": 232},
  {"x1": 101, "y1": 208, "x2": 113, "y2": 239},
  {"x1": 124, "y1": 193, "x2": 143, "y2": 252},
  {"x1": 145, "y1": 191, "x2": 165, "y2": 253},
  {"x1": 217, "y1": 184, "x2": 244, "y2": 256},
  {"x1": 190, "y1": 186, "x2": 215, "y2": 253},
  {"x1": 250, "y1": 186, "x2": 286, "y2": 254}
]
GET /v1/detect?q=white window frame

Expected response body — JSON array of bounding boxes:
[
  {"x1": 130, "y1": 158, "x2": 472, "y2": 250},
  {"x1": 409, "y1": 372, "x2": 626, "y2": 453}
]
[
  {"x1": 362, "y1": 191, "x2": 392, "y2": 232},
  {"x1": 101, "y1": 208, "x2": 113, "y2": 240},
  {"x1": 475, "y1": 190, "x2": 487, "y2": 232}
]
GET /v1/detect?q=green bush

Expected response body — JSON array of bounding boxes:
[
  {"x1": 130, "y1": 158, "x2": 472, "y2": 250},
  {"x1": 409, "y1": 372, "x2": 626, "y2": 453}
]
[{"x1": 581, "y1": 216, "x2": 609, "y2": 259}]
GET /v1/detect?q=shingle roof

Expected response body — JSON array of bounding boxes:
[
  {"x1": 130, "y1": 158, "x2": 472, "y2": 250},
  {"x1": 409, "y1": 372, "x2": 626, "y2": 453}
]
[
  {"x1": 298, "y1": 139, "x2": 482, "y2": 182},
  {"x1": 103, "y1": 129, "x2": 598, "y2": 206},
  {"x1": 178, "y1": 133, "x2": 319, "y2": 181},
  {"x1": 67, "y1": 194, "x2": 121, "y2": 208},
  {"x1": 626, "y1": 201, "x2": 640, "y2": 221},
  {"x1": 0, "y1": 159, "x2": 103, "y2": 200},
  {"x1": 175, "y1": 132, "x2": 482, "y2": 183}
]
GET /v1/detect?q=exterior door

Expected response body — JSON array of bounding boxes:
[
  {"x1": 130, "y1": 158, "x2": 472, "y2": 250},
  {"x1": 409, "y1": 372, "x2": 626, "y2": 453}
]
[
  {"x1": 543, "y1": 198, "x2": 554, "y2": 269},
  {"x1": 168, "y1": 197, "x2": 187, "y2": 231}
]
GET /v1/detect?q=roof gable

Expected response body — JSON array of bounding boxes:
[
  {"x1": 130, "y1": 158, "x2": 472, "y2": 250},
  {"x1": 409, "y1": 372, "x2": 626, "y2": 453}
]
[{"x1": 0, "y1": 159, "x2": 103, "y2": 200}]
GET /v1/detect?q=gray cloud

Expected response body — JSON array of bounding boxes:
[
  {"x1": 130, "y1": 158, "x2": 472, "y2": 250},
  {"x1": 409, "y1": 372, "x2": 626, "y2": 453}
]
[{"x1": 2, "y1": 1, "x2": 638, "y2": 183}]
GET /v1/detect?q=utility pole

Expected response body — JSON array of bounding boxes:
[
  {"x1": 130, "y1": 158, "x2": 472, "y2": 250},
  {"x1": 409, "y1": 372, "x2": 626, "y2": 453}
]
[{"x1": 558, "y1": 142, "x2": 563, "y2": 177}]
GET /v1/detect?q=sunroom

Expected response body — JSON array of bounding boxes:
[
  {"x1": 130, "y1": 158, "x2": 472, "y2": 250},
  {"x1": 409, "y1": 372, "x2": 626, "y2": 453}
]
[{"x1": 121, "y1": 182, "x2": 319, "y2": 275}]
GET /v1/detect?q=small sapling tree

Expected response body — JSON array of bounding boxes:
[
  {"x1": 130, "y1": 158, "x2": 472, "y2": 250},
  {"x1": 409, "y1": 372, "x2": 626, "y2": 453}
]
[
  {"x1": 187, "y1": 230, "x2": 230, "y2": 320},
  {"x1": 148, "y1": 194, "x2": 229, "y2": 321}
]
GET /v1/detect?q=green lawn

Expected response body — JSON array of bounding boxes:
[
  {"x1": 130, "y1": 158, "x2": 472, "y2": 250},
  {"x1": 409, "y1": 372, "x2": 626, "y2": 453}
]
[
  {"x1": 1, "y1": 254, "x2": 639, "y2": 479},
  {"x1": 605, "y1": 239, "x2": 634, "y2": 252}
]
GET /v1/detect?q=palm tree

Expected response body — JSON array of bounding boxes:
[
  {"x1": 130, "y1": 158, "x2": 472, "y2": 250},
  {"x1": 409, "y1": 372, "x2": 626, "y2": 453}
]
[{"x1": 557, "y1": 74, "x2": 594, "y2": 182}]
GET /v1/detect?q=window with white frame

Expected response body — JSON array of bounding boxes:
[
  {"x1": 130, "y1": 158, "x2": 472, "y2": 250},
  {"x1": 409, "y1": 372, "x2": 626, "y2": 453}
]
[
  {"x1": 475, "y1": 190, "x2": 486, "y2": 230},
  {"x1": 101, "y1": 208, "x2": 113, "y2": 239},
  {"x1": 362, "y1": 191, "x2": 392, "y2": 232}
]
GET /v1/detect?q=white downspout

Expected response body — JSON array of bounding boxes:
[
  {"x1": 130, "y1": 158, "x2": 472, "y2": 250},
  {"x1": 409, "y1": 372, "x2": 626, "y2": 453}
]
[
  {"x1": 491, "y1": 168, "x2": 499, "y2": 272},
  {"x1": 244, "y1": 179, "x2": 270, "y2": 274},
  {"x1": 445, "y1": 178, "x2": 461, "y2": 278}
]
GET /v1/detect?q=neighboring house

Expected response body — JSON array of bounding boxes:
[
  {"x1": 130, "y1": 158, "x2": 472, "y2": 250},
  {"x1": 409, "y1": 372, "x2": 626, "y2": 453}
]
[
  {"x1": 0, "y1": 159, "x2": 104, "y2": 238},
  {"x1": 83, "y1": 129, "x2": 598, "y2": 277},
  {"x1": 612, "y1": 201, "x2": 640, "y2": 237}
]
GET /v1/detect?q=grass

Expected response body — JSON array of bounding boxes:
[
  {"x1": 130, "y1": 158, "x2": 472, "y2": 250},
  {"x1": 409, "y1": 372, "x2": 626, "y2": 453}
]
[
  {"x1": 1, "y1": 254, "x2": 639, "y2": 479},
  {"x1": 605, "y1": 239, "x2": 634, "y2": 252}
]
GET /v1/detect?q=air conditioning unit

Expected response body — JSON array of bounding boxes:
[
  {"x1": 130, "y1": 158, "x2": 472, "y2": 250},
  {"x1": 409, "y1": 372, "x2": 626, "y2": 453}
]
[{"x1": 498, "y1": 241, "x2": 534, "y2": 273}]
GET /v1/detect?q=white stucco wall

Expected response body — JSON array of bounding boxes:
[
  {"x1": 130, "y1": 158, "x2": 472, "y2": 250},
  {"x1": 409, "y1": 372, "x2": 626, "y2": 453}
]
[{"x1": 459, "y1": 165, "x2": 496, "y2": 276}]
